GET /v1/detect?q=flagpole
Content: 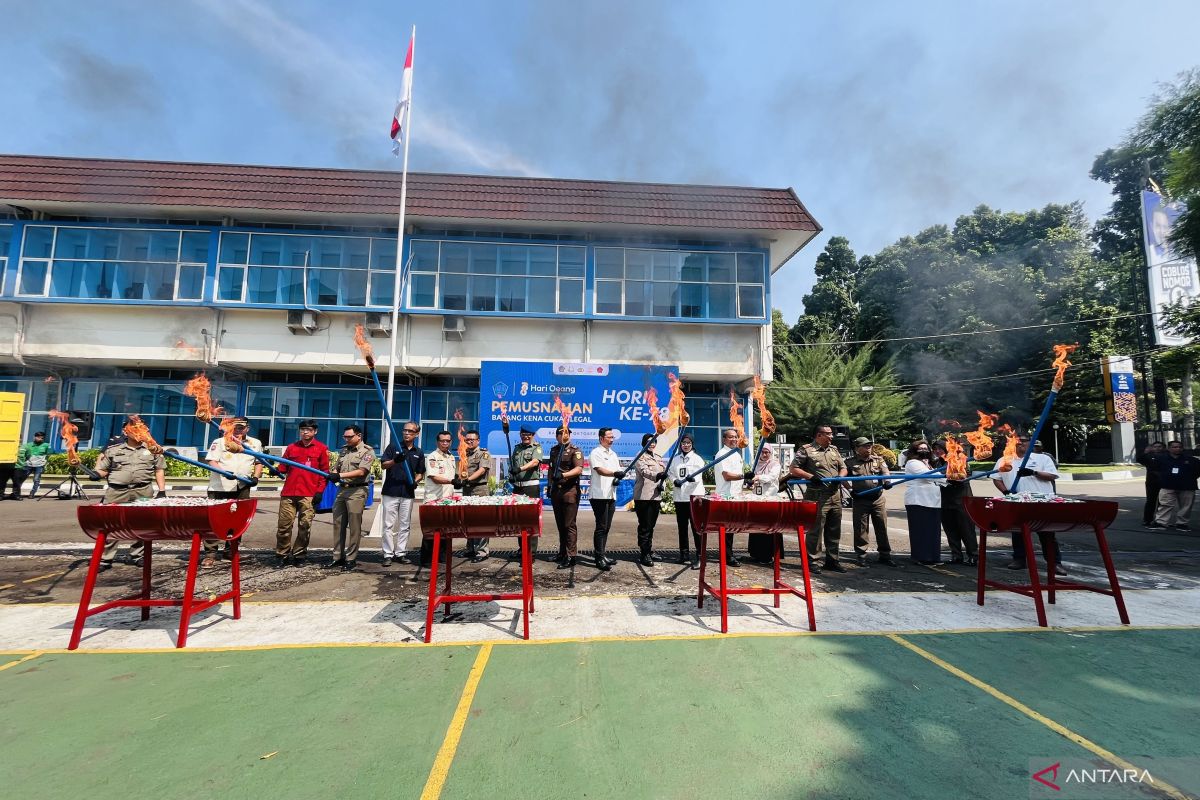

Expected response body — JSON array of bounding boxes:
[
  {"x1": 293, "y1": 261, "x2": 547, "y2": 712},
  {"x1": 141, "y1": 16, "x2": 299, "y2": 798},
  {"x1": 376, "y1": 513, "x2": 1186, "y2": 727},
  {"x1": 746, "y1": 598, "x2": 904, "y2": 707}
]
[{"x1": 384, "y1": 25, "x2": 415, "y2": 451}]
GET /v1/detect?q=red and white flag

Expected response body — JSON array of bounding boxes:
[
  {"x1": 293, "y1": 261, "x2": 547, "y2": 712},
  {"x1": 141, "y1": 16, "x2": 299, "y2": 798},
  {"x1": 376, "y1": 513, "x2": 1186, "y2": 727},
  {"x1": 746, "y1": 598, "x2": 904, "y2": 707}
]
[{"x1": 390, "y1": 33, "x2": 415, "y2": 155}]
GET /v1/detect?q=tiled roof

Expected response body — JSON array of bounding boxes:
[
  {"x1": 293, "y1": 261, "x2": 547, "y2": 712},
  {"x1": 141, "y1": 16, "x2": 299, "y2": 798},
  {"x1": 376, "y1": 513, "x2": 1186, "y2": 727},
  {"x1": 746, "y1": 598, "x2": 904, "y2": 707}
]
[{"x1": 0, "y1": 154, "x2": 819, "y2": 234}]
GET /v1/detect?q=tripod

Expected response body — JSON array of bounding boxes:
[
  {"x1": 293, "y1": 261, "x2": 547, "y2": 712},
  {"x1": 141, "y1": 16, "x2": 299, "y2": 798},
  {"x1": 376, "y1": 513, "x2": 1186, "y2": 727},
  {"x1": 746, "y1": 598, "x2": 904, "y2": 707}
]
[{"x1": 37, "y1": 466, "x2": 92, "y2": 501}]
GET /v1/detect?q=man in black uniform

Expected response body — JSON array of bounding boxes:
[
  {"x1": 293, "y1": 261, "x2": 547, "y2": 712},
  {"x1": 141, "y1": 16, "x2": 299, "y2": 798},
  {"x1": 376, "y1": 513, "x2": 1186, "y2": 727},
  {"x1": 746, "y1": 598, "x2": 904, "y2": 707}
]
[{"x1": 546, "y1": 425, "x2": 583, "y2": 568}]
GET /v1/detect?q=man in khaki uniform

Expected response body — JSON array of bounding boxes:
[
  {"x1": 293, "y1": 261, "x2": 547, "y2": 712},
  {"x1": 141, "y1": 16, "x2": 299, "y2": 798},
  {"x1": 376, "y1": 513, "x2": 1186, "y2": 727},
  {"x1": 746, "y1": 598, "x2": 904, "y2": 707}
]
[
  {"x1": 203, "y1": 417, "x2": 263, "y2": 567},
  {"x1": 510, "y1": 426, "x2": 544, "y2": 557},
  {"x1": 326, "y1": 424, "x2": 375, "y2": 571},
  {"x1": 789, "y1": 424, "x2": 848, "y2": 573},
  {"x1": 547, "y1": 426, "x2": 583, "y2": 568},
  {"x1": 424, "y1": 431, "x2": 457, "y2": 501},
  {"x1": 458, "y1": 430, "x2": 492, "y2": 562},
  {"x1": 95, "y1": 429, "x2": 167, "y2": 570},
  {"x1": 845, "y1": 437, "x2": 897, "y2": 567}
]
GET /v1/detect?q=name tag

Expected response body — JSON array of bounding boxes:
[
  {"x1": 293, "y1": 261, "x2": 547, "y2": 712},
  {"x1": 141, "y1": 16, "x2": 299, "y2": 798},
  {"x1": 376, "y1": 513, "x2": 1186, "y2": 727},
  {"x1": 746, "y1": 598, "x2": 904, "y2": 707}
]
[
  {"x1": 1173, "y1": 467, "x2": 1180, "y2": 474},
  {"x1": 754, "y1": 483, "x2": 763, "y2": 495},
  {"x1": 678, "y1": 467, "x2": 687, "y2": 478}
]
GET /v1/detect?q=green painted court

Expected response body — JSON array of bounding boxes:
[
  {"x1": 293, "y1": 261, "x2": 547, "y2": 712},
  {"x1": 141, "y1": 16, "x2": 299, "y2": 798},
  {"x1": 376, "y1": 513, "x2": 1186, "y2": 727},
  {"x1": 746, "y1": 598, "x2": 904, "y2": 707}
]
[{"x1": 3, "y1": 630, "x2": 1198, "y2": 799}]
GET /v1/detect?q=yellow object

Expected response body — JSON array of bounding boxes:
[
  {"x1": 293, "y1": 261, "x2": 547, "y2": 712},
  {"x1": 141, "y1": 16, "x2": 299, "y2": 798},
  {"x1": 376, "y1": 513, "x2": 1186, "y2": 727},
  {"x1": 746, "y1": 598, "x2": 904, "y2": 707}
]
[{"x1": 0, "y1": 391, "x2": 27, "y2": 463}]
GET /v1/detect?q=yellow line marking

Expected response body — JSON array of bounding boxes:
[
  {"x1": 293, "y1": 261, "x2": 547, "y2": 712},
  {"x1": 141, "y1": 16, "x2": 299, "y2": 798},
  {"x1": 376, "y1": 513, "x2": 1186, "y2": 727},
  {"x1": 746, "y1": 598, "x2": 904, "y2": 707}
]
[
  {"x1": 0, "y1": 652, "x2": 42, "y2": 672},
  {"x1": 419, "y1": 643, "x2": 492, "y2": 800},
  {"x1": 4, "y1": 623, "x2": 1197, "y2": 657},
  {"x1": 887, "y1": 634, "x2": 1192, "y2": 800},
  {"x1": 21, "y1": 571, "x2": 67, "y2": 584}
]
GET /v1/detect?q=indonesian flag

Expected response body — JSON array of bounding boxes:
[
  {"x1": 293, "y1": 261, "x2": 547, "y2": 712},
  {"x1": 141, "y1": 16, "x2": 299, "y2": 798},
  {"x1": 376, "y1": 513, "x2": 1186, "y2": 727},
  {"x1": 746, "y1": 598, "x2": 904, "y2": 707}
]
[{"x1": 390, "y1": 34, "x2": 414, "y2": 155}]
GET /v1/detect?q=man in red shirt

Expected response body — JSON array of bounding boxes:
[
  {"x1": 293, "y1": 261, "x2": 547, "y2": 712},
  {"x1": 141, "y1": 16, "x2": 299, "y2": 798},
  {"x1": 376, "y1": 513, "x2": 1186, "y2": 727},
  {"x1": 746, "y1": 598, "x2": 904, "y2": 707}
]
[{"x1": 275, "y1": 419, "x2": 330, "y2": 566}]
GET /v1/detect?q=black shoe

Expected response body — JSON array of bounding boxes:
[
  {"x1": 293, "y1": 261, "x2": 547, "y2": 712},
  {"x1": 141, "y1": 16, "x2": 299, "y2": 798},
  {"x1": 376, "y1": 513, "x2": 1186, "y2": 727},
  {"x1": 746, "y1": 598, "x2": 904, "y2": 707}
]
[
  {"x1": 725, "y1": 555, "x2": 741, "y2": 567},
  {"x1": 292, "y1": 556, "x2": 307, "y2": 567},
  {"x1": 557, "y1": 556, "x2": 576, "y2": 570},
  {"x1": 471, "y1": 553, "x2": 489, "y2": 563},
  {"x1": 98, "y1": 560, "x2": 113, "y2": 572},
  {"x1": 596, "y1": 557, "x2": 611, "y2": 571},
  {"x1": 323, "y1": 559, "x2": 347, "y2": 570},
  {"x1": 949, "y1": 556, "x2": 965, "y2": 565},
  {"x1": 1053, "y1": 563, "x2": 1068, "y2": 575},
  {"x1": 604, "y1": 556, "x2": 617, "y2": 566},
  {"x1": 1174, "y1": 524, "x2": 1191, "y2": 531},
  {"x1": 678, "y1": 551, "x2": 690, "y2": 565},
  {"x1": 854, "y1": 555, "x2": 869, "y2": 567},
  {"x1": 877, "y1": 555, "x2": 898, "y2": 567},
  {"x1": 650, "y1": 553, "x2": 663, "y2": 562},
  {"x1": 382, "y1": 556, "x2": 394, "y2": 567},
  {"x1": 396, "y1": 554, "x2": 412, "y2": 565},
  {"x1": 690, "y1": 554, "x2": 700, "y2": 570},
  {"x1": 965, "y1": 556, "x2": 977, "y2": 566},
  {"x1": 823, "y1": 558, "x2": 846, "y2": 573},
  {"x1": 129, "y1": 556, "x2": 144, "y2": 568},
  {"x1": 343, "y1": 561, "x2": 357, "y2": 572},
  {"x1": 639, "y1": 554, "x2": 653, "y2": 567},
  {"x1": 1006, "y1": 560, "x2": 1026, "y2": 570},
  {"x1": 1145, "y1": 522, "x2": 1166, "y2": 529},
  {"x1": 9, "y1": 494, "x2": 22, "y2": 501},
  {"x1": 808, "y1": 557, "x2": 823, "y2": 573}
]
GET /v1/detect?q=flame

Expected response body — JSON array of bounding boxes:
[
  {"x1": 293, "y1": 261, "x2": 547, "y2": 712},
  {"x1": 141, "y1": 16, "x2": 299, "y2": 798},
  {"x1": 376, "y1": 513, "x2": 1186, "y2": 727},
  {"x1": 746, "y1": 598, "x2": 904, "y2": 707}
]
[
  {"x1": 995, "y1": 424, "x2": 1019, "y2": 472},
  {"x1": 123, "y1": 415, "x2": 164, "y2": 455},
  {"x1": 184, "y1": 374, "x2": 224, "y2": 423},
  {"x1": 728, "y1": 390, "x2": 748, "y2": 449},
  {"x1": 218, "y1": 416, "x2": 243, "y2": 453},
  {"x1": 965, "y1": 411, "x2": 998, "y2": 460},
  {"x1": 453, "y1": 408, "x2": 468, "y2": 477},
  {"x1": 551, "y1": 394, "x2": 574, "y2": 430},
  {"x1": 646, "y1": 387, "x2": 665, "y2": 434},
  {"x1": 1051, "y1": 343, "x2": 1078, "y2": 391},
  {"x1": 751, "y1": 375, "x2": 775, "y2": 438},
  {"x1": 669, "y1": 373, "x2": 690, "y2": 430},
  {"x1": 47, "y1": 410, "x2": 80, "y2": 466},
  {"x1": 944, "y1": 436, "x2": 968, "y2": 481},
  {"x1": 354, "y1": 324, "x2": 376, "y2": 369}
]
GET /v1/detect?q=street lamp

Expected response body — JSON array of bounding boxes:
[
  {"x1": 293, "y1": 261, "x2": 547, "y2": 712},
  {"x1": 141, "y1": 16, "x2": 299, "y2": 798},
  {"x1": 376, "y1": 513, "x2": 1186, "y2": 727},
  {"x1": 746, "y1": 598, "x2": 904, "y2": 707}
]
[{"x1": 1053, "y1": 423, "x2": 1061, "y2": 464}]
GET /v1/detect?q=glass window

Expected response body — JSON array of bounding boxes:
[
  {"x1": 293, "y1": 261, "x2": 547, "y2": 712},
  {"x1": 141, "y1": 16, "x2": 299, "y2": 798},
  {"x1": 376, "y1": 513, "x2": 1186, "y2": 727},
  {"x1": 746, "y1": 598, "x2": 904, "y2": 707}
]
[
  {"x1": 625, "y1": 280, "x2": 649, "y2": 316},
  {"x1": 652, "y1": 251, "x2": 679, "y2": 281},
  {"x1": 250, "y1": 234, "x2": 283, "y2": 266},
  {"x1": 738, "y1": 285, "x2": 765, "y2": 318},
  {"x1": 309, "y1": 269, "x2": 339, "y2": 305},
  {"x1": 680, "y1": 284, "x2": 704, "y2": 318},
  {"x1": 443, "y1": 243, "x2": 469, "y2": 273},
  {"x1": 440, "y1": 273, "x2": 467, "y2": 310},
  {"x1": 118, "y1": 229, "x2": 151, "y2": 261},
  {"x1": 708, "y1": 284, "x2": 734, "y2": 318},
  {"x1": 23, "y1": 226, "x2": 54, "y2": 259},
  {"x1": 410, "y1": 273, "x2": 435, "y2": 308},
  {"x1": 218, "y1": 266, "x2": 244, "y2": 301},
  {"x1": 652, "y1": 282, "x2": 677, "y2": 317},
  {"x1": 86, "y1": 229, "x2": 119, "y2": 260},
  {"x1": 344, "y1": 237, "x2": 371, "y2": 269},
  {"x1": 371, "y1": 271, "x2": 396, "y2": 307},
  {"x1": 558, "y1": 247, "x2": 585, "y2": 278},
  {"x1": 559, "y1": 279, "x2": 583, "y2": 313},
  {"x1": 181, "y1": 231, "x2": 210, "y2": 263},
  {"x1": 55, "y1": 228, "x2": 90, "y2": 258},
  {"x1": 18, "y1": 261, "x2": 48, "y2": 295},
  {"x1": 219, "y1": 232, "x2": 249, "y2": 264},
  {"x1": 499, "y1": 277, "x2": 526, "y2": 312},
  {"x1": 500, "y1": 246, "x2": 527, "y2": 275},
  {"x1": 596, "y1": 280, "x2": 622, "y2": 314},
  {"x1": 469, "y1": 244, "x2": 498, "y2": 274},
  {"x1": 737, "y1": 252, "x2": 766, "y2": 284},
  {"x1": 529, "y1": 247, "x2": 556, "y2": 276},
  {"x1": 340, "y1": 269, "x2": 367, "y2": 306},
  {"x1": 681, "y1": 254, "x2": 705, "y2": 282},
  {"x1": 470, "y1": 276, "x2": 497, "y2": 311},
  {"x1": 625, "y1": 249, "x2": 650, "y2": 280},
  {"x1": 50, "y1": 261, "x2": 85, "y2": 298},
  {"x1": 595, "y1": 248, "x2": 623, "y2": 279},
  {"x1": 178, "y1": 265, "x2": 204, "y2": 300},
  {"x1": 408, "y1": 240, "x2": 436, "y2": 272},
  {"x1": 247, "y1": 386, "x2": 276, "y2": 421},
  {"x1": 708, "y1": 253, "x2": 734, "y2": 282},
  {"x1": 528, "y1": 277, "x2": 555, "y2": 313}
]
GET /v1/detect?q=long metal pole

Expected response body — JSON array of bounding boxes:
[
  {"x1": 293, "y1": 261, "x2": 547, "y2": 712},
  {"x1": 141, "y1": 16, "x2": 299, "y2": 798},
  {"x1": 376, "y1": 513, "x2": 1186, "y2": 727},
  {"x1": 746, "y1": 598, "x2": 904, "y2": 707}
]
[{"x1": 384, "y1": 24, "x2": 416, "y2": 453}]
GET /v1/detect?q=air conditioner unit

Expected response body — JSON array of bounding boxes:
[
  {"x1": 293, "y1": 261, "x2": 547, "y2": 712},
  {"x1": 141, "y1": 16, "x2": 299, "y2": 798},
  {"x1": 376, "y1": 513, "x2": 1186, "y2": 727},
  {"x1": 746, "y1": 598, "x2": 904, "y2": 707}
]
[
  {"x1": 365, "y1": 312, "x2": 392, "y2": 337},
  {"x1": 441, "y1": 315, "x2": 466, "y2": 342},
  {"x1": 163, "y1": 446, "x2": 200, "y2": 462},
  {"x1": 287, "y1": 309, "x2": 318, "y2": 335}
]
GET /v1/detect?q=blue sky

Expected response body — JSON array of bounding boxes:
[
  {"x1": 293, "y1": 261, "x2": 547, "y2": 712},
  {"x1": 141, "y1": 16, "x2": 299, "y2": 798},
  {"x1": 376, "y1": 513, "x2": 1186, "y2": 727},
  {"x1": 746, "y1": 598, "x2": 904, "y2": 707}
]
[{"x1": 2, "y1": 0, "x2": 1198, "y2": 323}]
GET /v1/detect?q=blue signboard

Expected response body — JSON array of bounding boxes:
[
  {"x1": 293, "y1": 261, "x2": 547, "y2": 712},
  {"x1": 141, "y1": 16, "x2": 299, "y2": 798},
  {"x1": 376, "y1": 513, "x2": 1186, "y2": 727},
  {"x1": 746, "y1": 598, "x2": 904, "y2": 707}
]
[
  {"x1": 479, "y1": 361, "x2": 678, "y2": 459},
  {"x1": 1110, "y1": 373, "x2": 1135, "y2": 394}
]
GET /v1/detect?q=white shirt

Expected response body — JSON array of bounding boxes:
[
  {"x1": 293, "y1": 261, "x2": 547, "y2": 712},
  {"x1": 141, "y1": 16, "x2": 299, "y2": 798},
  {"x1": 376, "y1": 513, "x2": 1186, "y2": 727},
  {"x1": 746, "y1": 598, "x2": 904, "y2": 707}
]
[
  {"x1": 206, "y1": 436, "x2": 263, "y2": 492},
  {"x1": 903, "y1": 458, "x2": 946, "y2": 508},
  {"x1": 588, "y1": 445, "x2": 621, "y2": 500},
  {"x1": 424, "y1": 449, "x2": 457, "y2": 500},
  {"x1": 751, "y1": 459, "x2": 782, "y2": 497},
  {"x1": 996, "y1": 451, "x2": 1058, "y2": 495},
  {"x1": 713, "y1": 448, "x2": 745, "y2": 498},
  {"x1": 668, "y1": 451, "x2": 707, "y2": 502}
]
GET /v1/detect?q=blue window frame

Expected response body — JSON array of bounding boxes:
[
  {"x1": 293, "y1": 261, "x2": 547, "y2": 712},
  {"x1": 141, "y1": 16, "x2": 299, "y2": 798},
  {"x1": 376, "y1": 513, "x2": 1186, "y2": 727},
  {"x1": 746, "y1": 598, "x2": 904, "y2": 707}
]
[
  {"x1": 246, "y1": 384, "x2": 412, "y2": 449},
  {"x1": 418, "y1": 390, "x2": 479, "y2": 452},
  {"x1": 0, "y1": 224, "x2": 13, "y2": 295},
  {"x1": 66, "y1": 379, "x2": 239, "y2": 448},
  {"x1": 15, "y1": 225, "x2": 210, "y2": 302},
  {"x1": 592, "y1": 247, "x2": 767, "y2": 321},
  {"x1": 406, "y1": 240, "x2": 585, "y2": 315}
]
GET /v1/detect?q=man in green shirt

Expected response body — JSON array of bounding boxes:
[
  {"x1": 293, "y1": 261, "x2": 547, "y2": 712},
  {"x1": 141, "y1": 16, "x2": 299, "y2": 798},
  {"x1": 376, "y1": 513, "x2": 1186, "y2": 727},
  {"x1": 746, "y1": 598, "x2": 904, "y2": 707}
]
[{"x1": 17, "y1": 431, "x2": 52, "y2": 498}]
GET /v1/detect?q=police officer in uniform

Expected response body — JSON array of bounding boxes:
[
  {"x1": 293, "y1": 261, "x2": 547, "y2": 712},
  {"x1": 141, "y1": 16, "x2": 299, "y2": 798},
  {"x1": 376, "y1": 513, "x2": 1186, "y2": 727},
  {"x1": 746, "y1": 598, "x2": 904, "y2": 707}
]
[
  {"x1": 326, "y1": 424, "x2": 375, "y2": 571},
  {"x1": 94, "y1": 424, "x2": 167, "y2": 570},
  {"x1": 845, "y1": 437, "x2": 897, "y2": 567},
  {"x1": 633, "y1": 433, "x2": 666, "y2": 567},
  {"x1": 546, "y1": 425, "x2": 583, "y2": 568},
  {"x1": 789, "y1": 423, "x2": 848, "y2": 572},
  {"x1": 509, "y1": 426, "x2": 544, "y2": 556},
  {"x1": 458, "y1": 430, "x2": 492, "y2": 562}
]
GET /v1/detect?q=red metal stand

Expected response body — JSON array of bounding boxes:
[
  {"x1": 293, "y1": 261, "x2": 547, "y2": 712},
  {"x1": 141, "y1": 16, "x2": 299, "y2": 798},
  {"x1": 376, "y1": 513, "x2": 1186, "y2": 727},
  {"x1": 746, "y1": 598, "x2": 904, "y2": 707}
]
[
  {"x1": 68, "y1": 500, "x2": 256, "y2": 649},
  {"x1": 418, "y1": 501, "x2": 542, "y2": 642},
  {"x1": 966, "y1": 497, "x2": 1129, "y2": 627},
  {"x1": 691, "y1": 498, "x2": 819, "y2": 633}
]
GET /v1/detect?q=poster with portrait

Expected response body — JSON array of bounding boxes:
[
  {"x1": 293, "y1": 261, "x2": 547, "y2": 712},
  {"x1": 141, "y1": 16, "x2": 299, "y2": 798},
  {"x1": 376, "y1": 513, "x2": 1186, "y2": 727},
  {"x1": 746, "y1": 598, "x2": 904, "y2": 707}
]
[{"x1": 1142, "y1": 190, "x2": 1198, "y2": 345}]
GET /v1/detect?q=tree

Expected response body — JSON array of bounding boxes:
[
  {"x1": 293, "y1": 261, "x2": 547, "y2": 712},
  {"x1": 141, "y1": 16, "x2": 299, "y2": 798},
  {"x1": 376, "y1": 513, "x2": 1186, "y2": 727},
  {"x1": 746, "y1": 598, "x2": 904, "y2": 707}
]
[
  {"x1": 767, "y1": 340, "x2": 913, "y2": 441},
  {"x1": 1131, "y1": 69, "x2": 1200, "y2": 261},
  {"x1": 796, "y1": 237, "x2": 860, "y2": 343}
]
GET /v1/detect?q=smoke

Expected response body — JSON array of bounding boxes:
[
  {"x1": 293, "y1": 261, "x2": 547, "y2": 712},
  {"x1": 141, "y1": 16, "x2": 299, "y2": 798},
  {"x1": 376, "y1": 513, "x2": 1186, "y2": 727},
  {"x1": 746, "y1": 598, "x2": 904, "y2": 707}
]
[{"x1": 44, "y1": 42, "x2": 163, "y2": 117}]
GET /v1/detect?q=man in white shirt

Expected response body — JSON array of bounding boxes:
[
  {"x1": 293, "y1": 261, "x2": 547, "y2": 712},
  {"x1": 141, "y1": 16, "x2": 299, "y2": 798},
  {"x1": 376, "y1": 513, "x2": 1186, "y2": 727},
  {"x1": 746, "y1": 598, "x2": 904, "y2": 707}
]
[
  {"x1": 992, "y1": 435, "x2": 1065, "y2": 573},
  {"x1": 203, "y1": 417, "x2": 263, "y2": 567},
  {"x1": 667, "y1": 434, "x2": 707, "y2": 568},
  {"x1": 710, "y1": 427, "x2": 744, "y2": 566},
  {"x1": 588, "y1": 427, "x2": 623, "y2": 571}
]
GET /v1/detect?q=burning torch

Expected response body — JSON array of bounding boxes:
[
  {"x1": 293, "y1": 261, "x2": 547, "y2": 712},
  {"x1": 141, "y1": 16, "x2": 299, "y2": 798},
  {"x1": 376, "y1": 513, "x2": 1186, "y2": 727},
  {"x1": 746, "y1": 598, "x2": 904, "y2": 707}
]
[
  {"x1": 46, "y1": 410, "x2": 100, "y2": 480},
  {"x1": 747, "y1": 376, "x2": 775, "y2": 484},
  {"x1": 614, "y1": 386, "x2": 665, "y2": 484},
  {"x1": 123, "y1": 415, "x2": 254, "y2": 486},
  {"x1": 674, "y1": 391, "x2": 749, "y2": 487},
  {"x1": 353, "y1": 325, "x2": 413, "y2": 484},
  {"x1": 1008, "y1": 344, "x2": 1077, "y2": 493}
]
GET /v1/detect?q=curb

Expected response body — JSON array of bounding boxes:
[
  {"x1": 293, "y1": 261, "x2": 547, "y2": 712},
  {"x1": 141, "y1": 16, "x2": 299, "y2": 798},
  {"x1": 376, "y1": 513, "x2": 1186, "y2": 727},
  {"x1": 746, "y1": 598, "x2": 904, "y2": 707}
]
[{"x1": 1057, "y1": 470, "x2": 1137, "y2": 482}]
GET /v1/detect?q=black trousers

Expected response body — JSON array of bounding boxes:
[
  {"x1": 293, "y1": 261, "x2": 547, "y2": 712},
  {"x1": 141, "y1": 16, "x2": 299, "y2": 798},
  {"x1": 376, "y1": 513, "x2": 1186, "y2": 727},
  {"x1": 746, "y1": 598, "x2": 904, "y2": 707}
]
[
  {"x1": 1012, "y1": 532, "x2": 1062, "y2": 564},
  {"x1": 674, "y1": 502, "x2": 694, "y2": 552},
  {"x1": 1144, "y1": 482, "x2": 1160, "y2": 525},
  {"x1": 940, "y1": 504, "x2": 977, "y2": 558},
  {"x1": 634, "y1": 500, "x2": 660, "y2": 555},
  {"x1": 0, "y1": 465, "x2": 24, "y2": 497},
  {"x1": 591, "y1": 498, "x2": 615, "y2": 558}
]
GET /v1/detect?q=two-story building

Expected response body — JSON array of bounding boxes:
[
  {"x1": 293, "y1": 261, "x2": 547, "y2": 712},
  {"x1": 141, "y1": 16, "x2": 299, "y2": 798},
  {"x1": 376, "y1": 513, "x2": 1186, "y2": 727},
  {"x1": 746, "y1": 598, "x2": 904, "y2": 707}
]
[{"x1": 0, "y1": 154, "x2": 819, "y2": 456}]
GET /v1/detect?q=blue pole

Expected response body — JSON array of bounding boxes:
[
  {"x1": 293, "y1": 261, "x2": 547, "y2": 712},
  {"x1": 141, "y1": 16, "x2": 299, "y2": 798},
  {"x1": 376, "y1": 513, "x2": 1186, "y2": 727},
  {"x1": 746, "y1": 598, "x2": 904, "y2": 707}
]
[
  {"x1": 367, "y1": 367, "x2": 414, "y2": 484},
  {"x1": 676, "y1": 446, "x2": 740, "y2": 486},
  {"x1": 616, "y1": 433, "x2": 659, "y2": 483},
  {"x1": 1007, "y1": 388, "x2": 1058, "y2": 494},
  {"x1": 163, "y1": 450, "x2": 254, "y2": 485}
]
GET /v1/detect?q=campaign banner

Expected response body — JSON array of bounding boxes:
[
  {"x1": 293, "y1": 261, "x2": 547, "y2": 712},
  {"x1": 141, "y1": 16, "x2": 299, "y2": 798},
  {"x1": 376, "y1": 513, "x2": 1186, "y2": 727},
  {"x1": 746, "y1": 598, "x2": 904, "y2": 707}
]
[
  {"x1": 1142, "y1": 191, "x2": 1198, "y2": 346},
  {"x1": 479, "y1": 361, "x2": 678, "y2": 459}
]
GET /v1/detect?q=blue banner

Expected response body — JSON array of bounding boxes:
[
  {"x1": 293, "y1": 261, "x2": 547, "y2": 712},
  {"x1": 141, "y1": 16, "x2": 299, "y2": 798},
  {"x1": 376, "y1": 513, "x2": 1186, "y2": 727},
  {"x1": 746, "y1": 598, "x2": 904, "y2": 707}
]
[
  {"x1": 480, "y1": 361, "x2": 678, "y2": 459},
  {"x1": 1110, "y1": 373, "x2": 1135, "y2": 394}
]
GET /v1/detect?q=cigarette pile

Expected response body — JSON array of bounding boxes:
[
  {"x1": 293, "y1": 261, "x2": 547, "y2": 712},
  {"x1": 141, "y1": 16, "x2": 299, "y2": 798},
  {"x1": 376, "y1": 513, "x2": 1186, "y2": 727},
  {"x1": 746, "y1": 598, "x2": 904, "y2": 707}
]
[
  {"x1": 109, "y1": 497, "x2": 233, "y2": 507},
  {"x1": 423, "y1": 494, "x2": 541, "y2": 506},
  {"x1": 995, "y1": 493, "x2": 1082, "y2": 504},
  {"x1": 703, "y1": 493, "x2": 792, "y2": 503}
]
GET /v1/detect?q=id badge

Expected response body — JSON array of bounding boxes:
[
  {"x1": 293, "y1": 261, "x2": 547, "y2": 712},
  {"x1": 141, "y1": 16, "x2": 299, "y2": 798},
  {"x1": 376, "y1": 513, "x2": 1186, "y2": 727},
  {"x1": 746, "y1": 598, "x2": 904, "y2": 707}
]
[
  {"x1": 1173, "y1": 467, "x2": 1181, "y2": 474},
  {"x1": 754, "y1": 483, "x2": 763, "y2": 496},
  {"x1": 678, "y1": 467, "x2": 687, "y2": 478}
]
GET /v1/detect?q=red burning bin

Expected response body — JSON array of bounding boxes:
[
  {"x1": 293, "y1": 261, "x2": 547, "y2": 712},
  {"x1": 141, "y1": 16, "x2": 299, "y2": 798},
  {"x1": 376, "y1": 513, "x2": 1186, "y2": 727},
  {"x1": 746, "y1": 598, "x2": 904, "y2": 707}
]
[
  {"x1": 417, "y1": 501, "x2": 542, "y2": 642},
  {"x1": 69, "y1": 499, "x2": 257, "y2": 649},
  {"x1": 690, "y1": 497, "x2": 820, "y2": 633},
  {"x1": 964, "y1": 497, "x2": 1129, "y2": 627}
]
